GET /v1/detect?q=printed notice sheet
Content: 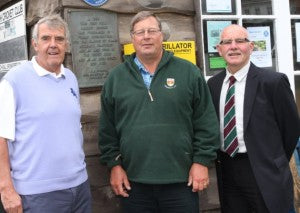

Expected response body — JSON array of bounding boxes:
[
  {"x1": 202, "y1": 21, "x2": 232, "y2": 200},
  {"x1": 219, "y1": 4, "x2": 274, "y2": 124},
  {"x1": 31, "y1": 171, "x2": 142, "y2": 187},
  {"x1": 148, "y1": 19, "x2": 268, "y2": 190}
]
[
  {"x1": 207, "y1": 20, "x2": 232, "y2": 53},
  {"x1": 247, "y1": 26, "x2": 272, "y2": 67},
  {"x1": 206, "y1": 0, "x2": 232, "y2": 13}
]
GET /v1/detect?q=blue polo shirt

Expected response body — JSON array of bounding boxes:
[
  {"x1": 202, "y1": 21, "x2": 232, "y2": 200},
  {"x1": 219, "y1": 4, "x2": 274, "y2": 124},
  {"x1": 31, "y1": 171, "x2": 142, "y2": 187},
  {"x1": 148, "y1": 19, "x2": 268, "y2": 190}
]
[{"x1": 134, "y1": 57, "x2": 154, "y2": 89}]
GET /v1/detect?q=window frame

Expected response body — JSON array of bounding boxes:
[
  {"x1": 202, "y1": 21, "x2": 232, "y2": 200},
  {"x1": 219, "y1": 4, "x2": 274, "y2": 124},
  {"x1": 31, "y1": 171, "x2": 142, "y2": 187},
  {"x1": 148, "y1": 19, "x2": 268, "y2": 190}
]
[{"x1": 197, "y1": 0, "x2": 296, "y2": 94}]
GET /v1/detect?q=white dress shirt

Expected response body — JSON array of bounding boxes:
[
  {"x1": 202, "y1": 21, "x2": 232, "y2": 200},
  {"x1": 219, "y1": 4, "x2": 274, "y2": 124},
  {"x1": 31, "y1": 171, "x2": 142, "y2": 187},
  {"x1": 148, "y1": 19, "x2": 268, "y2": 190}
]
[
  {"x1": 0, "y1": 56, "x2": 65, "y2": 141},
  {"x1": 219, "y1": 61, "x2": 250, "y2": 153}
]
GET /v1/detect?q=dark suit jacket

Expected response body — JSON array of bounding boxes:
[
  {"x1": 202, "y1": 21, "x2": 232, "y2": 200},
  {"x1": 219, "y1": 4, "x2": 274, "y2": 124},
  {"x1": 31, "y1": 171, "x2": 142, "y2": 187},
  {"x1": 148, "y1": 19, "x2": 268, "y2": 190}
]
[{"x1": 207, "y1": 63, "x2": 300, "y2": 213}]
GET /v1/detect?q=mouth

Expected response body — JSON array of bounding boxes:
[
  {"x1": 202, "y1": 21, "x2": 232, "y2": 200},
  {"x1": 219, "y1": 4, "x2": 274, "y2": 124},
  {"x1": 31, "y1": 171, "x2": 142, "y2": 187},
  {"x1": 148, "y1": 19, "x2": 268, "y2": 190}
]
[
  {"x1": 228, "y1": 52, "x2": 241, "y2": 57},
  {"x1": 142, "y1": 43, "x2": 153, "y2": 48},
  {"x1": 48, "y1": 52, "x2": 59, "y2": 56}
]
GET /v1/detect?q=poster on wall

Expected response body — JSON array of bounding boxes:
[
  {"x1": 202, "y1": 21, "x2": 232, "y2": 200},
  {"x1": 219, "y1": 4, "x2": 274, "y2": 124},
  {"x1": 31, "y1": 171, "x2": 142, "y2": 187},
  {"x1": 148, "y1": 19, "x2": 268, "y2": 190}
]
[
  {"x1": 124, "y1": 41, "x2": 197, "y2": 65},
  {"x1": 296, "y1": 22, "x2": 300, "y2": 62},
  {"x1": 206, "y1": 0, "x2": 232, "y2": 13},
  {"x1": 247, "y1": 26, "x2": 272, "y2": 67},
  {"x1": 205, "y1": 20, "x2": 231, "y2": 75},
  {"x1": 207, "y1": 20, "x2": 232, "y2": 53},
  {"x1": 208, "y1": 53, "x2": 226, "y2": 69},
  {"x1": 0, "y1": 0, "x2": 27, "y2": 78}
]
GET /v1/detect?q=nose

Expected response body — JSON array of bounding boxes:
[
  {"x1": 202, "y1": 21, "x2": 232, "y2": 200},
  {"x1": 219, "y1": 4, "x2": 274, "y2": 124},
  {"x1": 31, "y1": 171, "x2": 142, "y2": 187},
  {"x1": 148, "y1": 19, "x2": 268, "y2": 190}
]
[
  {"x1": 228, "y1": 41, "x2": 238, "y2": 49},
  {"x1": 49, "y1": 37, "x2": 58, "y2": 47},
  {"x1": 143, "y1": 30, "x2": 151, "y2": 38}
]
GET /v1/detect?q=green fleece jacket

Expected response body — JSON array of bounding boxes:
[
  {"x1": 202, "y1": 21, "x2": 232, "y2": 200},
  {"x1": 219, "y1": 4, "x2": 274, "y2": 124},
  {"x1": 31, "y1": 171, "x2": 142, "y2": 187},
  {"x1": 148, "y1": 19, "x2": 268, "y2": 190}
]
[{"x1": 99, "y1": 50, "x2": 219, "y2": 184}]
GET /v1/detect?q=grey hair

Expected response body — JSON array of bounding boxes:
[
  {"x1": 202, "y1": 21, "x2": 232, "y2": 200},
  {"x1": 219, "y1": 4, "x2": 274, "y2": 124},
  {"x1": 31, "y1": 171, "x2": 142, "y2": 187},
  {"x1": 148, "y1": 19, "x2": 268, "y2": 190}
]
[
  {"x1": 32, "y1": 14, "x2": 70, "y2": 44},
  {"x1": 130, "y1": 11, "x2": 162, "y2": 34}
]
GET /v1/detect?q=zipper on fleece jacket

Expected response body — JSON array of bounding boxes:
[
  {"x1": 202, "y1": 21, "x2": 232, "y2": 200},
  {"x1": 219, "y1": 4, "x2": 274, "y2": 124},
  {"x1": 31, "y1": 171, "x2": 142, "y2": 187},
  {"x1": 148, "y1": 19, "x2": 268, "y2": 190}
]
[
  {"x1": 148, "y1": 89, "x2": 154, "y2": 102},
  {"x1": 128, "y1": 64, "x2": 155, "y2": 102}
]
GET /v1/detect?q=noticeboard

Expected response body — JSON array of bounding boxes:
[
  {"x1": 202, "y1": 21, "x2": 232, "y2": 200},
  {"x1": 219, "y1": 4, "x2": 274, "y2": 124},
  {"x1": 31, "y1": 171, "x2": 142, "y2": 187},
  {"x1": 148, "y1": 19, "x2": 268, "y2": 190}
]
[
  {"x1": 0, "y1": 0, "x2": 27, "y2": 77},
  {"x1": 67, "y1": 10, "x2": 121, "y2": 88}
]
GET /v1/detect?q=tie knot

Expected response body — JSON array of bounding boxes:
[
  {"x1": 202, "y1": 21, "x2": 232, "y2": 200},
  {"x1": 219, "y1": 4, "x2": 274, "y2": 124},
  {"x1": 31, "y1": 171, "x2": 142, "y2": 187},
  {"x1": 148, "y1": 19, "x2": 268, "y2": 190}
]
[{"x1": 229, "y1": 76, "x2": 236, "y2": 85}]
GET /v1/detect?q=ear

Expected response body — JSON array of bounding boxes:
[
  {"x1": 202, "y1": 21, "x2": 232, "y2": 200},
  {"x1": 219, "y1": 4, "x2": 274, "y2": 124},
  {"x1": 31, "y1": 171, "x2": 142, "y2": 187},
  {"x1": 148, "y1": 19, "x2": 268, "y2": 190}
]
[
  {"x1": 249, "y1": 41, "x2": 254, "y2": 52},
  {"x1": 32, "y1": 39, "x2": 38, "y2": 51},
  {"x1": 216, "y1": 44, "x2": 223, "y2": 56}
]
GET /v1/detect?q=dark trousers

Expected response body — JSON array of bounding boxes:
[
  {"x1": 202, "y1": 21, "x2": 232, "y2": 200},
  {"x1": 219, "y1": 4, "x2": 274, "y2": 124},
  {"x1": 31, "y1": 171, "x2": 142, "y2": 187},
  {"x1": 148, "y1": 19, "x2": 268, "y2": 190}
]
[
  {"x1": 121, "y1": 182, "x2": 199, "y2": 213},
  {"x1": 21, "y1": 180, "x2": 92, "y2": 213},
  {"x1": 217, "y1": 151, "x2": 269, "y2": 213}
]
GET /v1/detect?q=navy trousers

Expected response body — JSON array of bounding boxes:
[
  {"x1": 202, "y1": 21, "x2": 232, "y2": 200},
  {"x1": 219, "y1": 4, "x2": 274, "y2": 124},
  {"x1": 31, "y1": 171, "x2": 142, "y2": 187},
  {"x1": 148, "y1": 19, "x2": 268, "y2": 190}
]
[
  {"x1": 121, "y1": 182, "x2": 199, "y2": 213},
  {"x1": 218, "y1": 151, "x2": 269, "y2": 213},
  {"x1": 21, "y1": 180, "x2": 92, "y2": 213}
]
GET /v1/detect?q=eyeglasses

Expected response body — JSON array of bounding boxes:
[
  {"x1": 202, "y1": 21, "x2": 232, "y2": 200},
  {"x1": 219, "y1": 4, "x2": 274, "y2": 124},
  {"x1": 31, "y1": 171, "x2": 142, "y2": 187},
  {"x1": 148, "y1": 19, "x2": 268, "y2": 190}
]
[
  {"x1": 131, "y1": 28, "x2": 161, "y2": 37},
  {"x1": 219, "y1": 38, "x2": 250, "y2": 45}
]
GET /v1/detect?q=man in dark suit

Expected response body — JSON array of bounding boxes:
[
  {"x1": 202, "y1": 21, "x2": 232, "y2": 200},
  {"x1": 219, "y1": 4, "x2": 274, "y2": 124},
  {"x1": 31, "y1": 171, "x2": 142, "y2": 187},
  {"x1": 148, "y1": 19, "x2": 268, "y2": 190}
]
[{"x1": 207, "y1": 24, "x2": 300, "y2": 213}]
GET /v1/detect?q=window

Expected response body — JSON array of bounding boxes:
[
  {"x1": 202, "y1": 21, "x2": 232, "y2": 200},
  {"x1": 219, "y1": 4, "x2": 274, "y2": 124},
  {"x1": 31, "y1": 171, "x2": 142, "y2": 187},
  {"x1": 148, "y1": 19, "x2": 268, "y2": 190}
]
[
  {"x1": 243, "y1": 20, "x2": 276, "y2": 71},
  {"x1": 244, "y1": 9, "x2": 250, "y2": 15},
  {"x1": 241, "y1": 0, "x2": 272, "y2": 15},
  {"x1": 198, "y1": 0, "x2": 276, "y2": 76},
  {"x1": 290, "y1": 0, "x2": 300, "y2": 14},
  {"x1": 255, "y1": 7, "x2": 261, "y2": 15},
  {"x1": 291, "y1": 20, "x2": 300, "y2": 71},
  {"x1": 267, "y1": 7, "x2": 272, "y2": 15},
  {"x1": 201, "y1": 0, "x2": 236, "y2": 15}
]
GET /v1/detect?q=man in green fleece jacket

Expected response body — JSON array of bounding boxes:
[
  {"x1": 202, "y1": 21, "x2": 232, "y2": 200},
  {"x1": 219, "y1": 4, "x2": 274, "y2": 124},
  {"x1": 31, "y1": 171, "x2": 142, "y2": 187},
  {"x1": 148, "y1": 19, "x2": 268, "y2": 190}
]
[{"x1": 98, "y1": 11, "x2": 219, "y2": 213}]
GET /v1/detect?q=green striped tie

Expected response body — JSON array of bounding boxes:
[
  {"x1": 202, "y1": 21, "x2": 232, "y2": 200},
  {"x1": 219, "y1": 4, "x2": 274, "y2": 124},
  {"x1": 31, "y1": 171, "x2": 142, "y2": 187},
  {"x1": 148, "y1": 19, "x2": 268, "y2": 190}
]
[{"x1": 224, "y1": 76, "x2": 239, "y2": 157}]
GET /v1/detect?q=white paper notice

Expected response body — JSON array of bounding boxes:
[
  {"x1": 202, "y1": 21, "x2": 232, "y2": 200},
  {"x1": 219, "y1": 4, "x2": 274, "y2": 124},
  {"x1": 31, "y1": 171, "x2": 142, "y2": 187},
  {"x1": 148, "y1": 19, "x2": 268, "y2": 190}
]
[
  {"x1": 206, "y1": 0, "x2": 232, "y2": 13},
  {"x1": 0, "y1": 1, "x2": 26, "y2": 44},
  {"x1": 248, "y1": 26, "x2": 272, "y2": 67},
  {"x1": 207, "y1": 21, "x2": 232, "y2": 53}
]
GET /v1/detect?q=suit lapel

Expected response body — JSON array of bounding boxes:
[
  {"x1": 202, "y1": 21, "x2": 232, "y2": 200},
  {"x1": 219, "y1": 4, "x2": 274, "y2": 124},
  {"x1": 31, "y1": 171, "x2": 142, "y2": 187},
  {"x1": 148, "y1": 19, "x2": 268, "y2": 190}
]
[
  {"x1": 244, "y1": 63, "x2": 259, "y2": 131},
  {"x1": 213, "y1": 71, "x2": 226, "y2": 120}
]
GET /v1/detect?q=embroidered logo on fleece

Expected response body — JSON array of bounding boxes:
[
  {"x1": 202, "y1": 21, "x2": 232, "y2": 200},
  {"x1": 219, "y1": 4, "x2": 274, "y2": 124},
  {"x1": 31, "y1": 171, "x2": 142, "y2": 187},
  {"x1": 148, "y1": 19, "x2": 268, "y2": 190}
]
[
  {"x1": 164, "y1": 78, "x2": 176, "y2": 89},
  {"x1": 70, "y1": 88, "x2": 78, "y2": 98}
]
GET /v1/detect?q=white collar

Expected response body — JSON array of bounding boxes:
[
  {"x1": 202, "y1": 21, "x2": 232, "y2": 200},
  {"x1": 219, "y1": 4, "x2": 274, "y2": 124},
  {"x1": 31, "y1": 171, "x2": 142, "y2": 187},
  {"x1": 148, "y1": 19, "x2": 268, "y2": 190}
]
[
  {"x1": 225, "y1": 61, "x2": 250, "y2": 83},
  {"x1": 31, "y1": 56, "x2": 65, "y2": 79}
]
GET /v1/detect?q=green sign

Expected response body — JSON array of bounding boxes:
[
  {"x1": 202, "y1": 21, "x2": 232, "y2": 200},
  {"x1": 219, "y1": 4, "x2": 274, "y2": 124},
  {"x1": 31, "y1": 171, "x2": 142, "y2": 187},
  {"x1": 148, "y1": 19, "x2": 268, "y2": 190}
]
[{"x1": 209, "y1": 56, "x2": 227, "y2": 69}]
